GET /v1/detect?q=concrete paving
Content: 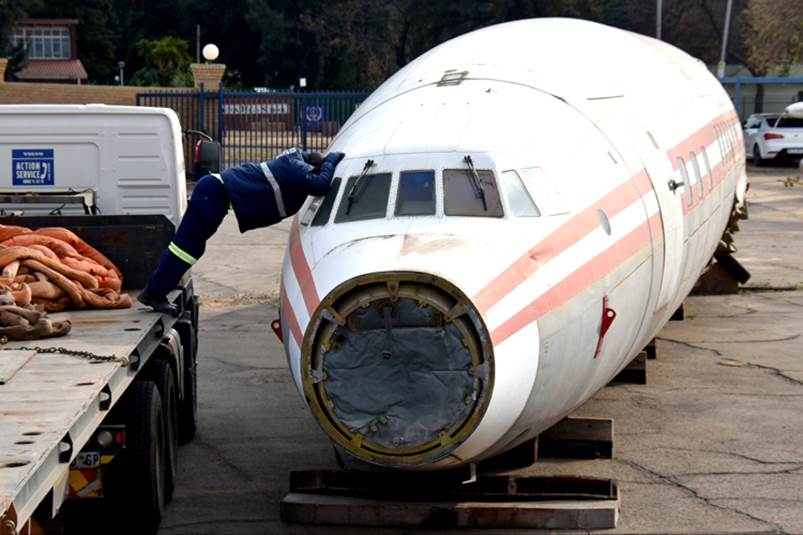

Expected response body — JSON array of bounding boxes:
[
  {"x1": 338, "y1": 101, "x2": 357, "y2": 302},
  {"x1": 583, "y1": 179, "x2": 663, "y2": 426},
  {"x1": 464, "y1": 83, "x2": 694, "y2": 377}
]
[{"x1": 160, "y1": 163, "x2": 803, "y2": 534}]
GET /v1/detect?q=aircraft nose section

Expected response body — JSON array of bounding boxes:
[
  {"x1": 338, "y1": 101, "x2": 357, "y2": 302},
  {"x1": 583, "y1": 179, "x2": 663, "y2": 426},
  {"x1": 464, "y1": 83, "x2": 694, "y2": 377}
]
[{"x1": 301, "y1": 272, "x2": 494, "y2": 468}]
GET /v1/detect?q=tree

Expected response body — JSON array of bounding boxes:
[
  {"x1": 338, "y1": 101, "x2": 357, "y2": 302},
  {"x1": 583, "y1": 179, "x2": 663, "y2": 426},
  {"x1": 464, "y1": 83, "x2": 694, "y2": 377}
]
[
  {"x1": 129, "y1": 36, "x2": 192, "y2": 86},
  {"x1": 744, "y1": 0, "x2": 803, "y2": 76},
  {"x1": 0, "y1": 0, "x2": 36, "y2": 80}
]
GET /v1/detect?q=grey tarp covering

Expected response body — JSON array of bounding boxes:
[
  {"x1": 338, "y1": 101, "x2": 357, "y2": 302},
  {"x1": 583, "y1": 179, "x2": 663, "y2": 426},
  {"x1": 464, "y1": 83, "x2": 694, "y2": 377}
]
[{"x1": 322, "y1": 320, "x2": 476, "y2": 451}]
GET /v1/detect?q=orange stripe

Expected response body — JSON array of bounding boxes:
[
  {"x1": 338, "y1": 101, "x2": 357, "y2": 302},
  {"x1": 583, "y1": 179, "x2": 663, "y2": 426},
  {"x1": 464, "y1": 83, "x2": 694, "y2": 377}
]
[
  {"x1": 289, "y1": 216, "x2": 320, "y2": 315},
  {"x1": 491, "y1": 212, "x2": 662, "y2": 345},
  {"x1": 667, "y1": 110, "x2": 739, "y2": 170},
  {"x1": 280, "y1": 283, "x2": 304, "y2": 347},
  {"x1": 473, "y1": 170, "x2": 652, "y2": 313}
]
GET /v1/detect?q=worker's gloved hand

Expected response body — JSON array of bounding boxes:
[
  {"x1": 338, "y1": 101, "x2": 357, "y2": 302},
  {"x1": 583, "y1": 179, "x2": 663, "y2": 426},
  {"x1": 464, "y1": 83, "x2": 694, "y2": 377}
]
[{"x1": 325, "y1": 152, "x2": 346, "y2": 165}]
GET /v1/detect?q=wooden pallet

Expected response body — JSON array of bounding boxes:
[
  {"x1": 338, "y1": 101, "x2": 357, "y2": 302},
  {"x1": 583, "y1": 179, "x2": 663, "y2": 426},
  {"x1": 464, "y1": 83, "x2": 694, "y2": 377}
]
[{"x1": 281, "y1": 470, "x2": 619, "y2": 529}]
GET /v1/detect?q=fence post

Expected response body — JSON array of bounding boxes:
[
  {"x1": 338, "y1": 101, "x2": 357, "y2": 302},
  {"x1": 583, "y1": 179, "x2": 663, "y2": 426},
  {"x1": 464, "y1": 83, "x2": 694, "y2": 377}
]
[
  {"x1": 199, "y1": 82, "x2": 206, "y2": 134},
  {"x1": 218, "y1": 85, "x2": 225, "y2": 168},
  {"x1": 301, "y1": 91, "x2": 308, "y2": 151}
]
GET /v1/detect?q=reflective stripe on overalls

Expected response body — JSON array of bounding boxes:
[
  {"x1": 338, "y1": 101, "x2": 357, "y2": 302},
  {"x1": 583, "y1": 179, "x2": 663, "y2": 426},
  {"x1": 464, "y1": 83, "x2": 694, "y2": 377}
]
[
  {"x1": 260, "y1": 162, "x2": 287, "y2": 218},
  {"x1": 167, "y1": 173, "x2": 227, "y2": 266}
]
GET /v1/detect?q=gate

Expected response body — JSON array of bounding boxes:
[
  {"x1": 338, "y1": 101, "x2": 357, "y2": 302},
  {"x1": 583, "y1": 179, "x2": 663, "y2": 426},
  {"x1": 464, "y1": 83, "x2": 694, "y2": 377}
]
[{"x1": 137, "y1": 85, "x2": 368, "y2": 177}]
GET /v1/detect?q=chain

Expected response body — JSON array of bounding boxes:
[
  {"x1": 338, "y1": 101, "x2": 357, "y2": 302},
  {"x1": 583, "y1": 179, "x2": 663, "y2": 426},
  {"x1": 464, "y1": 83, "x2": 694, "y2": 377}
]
[{"x1": 0, "y1": 337, "x2": 129, "y2": 367}]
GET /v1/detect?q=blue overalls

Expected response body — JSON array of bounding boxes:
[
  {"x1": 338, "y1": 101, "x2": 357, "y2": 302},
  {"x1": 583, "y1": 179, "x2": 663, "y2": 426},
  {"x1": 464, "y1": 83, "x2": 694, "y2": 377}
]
[{"x1": 145, "y1": 149, "x2": 339, "y2": 299}]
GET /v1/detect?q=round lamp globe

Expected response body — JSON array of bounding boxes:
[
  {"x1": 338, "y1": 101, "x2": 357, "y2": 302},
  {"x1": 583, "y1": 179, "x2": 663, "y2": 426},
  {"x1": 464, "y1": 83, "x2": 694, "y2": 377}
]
[{"x1": 202, "y1": 43, "x2": 219, "y2": 62}]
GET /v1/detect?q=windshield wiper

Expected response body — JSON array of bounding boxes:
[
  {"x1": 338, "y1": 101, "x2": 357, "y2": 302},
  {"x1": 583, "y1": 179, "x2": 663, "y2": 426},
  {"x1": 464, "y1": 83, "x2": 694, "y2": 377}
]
[
  {"x1": 346, "y1": 159, "x2": 375, "y2": 215},
  {"x1": 464, "y1": 155, "x2": 487, "y2": 211}
]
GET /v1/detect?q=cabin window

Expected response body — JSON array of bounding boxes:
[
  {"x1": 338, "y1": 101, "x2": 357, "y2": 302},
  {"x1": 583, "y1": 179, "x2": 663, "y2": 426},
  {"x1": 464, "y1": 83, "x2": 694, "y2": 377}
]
[
  {"x1": 677, "y1": 157, "x2": 693, "y2": 206},
  {"x1": 300, "y1": 197, "x2": 322, "y2": 226},
  {"x1": 395, "y1": 171, "x2": 436, "y2": 216},
  {"x1": 309, "y1": 177, "x2": 342, "y2": 226},
  {"x1": 500, "y1": 170, "x2": 540, "y2": 217},
  {"x1": 689, "y1": 151, "x2": 703, "y2": 199},
  {"x1": 335, "y1": 173, "x2": 392, "y2": 223},
  {"x1": 714, "y1": 125, "x2": 724, "y2": 161},
  {"x1": 443, "y1": 169, "x2": 504, "y2": 217},
  {"x1": 519, "y1": 167, "x2": 571, "y2": 216},
  {"x1": 700, "y1": 147, "x2": 713, "y2": 191},
  {"x1": 724, "y1": 126, "x2": 733, "y2": 160}
]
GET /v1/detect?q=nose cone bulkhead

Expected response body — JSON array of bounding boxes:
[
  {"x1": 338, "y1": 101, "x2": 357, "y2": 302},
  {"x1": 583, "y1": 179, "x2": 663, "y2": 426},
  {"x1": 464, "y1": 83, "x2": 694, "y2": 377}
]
[{"x1": 300, "y1": 272, "x2": 494, "y2": 468}]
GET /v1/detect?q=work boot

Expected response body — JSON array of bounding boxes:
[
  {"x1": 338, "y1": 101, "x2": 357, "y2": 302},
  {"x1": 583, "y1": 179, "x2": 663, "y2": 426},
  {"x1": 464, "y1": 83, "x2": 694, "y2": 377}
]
[{"x1": 137, "y1": 289, "x2": 179, "y2": 316}]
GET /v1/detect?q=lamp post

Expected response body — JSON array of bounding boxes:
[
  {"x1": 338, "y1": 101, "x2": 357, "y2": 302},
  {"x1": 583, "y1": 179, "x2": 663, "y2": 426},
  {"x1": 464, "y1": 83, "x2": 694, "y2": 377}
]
[{"x1": 117, "y1": 61, "x2": 125, "y2": 86}]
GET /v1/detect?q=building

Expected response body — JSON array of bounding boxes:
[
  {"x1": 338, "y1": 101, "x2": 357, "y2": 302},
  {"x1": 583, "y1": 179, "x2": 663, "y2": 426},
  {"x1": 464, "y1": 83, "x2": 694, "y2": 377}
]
[{"x1": 10, "y1": 19, "x2": 88, "y2": 84}]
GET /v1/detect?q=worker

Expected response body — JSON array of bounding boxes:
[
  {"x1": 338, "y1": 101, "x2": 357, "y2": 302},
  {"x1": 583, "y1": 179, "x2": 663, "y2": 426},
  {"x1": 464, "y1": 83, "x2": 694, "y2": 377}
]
[{"x1": 138, "y1": 148, "x2": 345, "y2": 314}]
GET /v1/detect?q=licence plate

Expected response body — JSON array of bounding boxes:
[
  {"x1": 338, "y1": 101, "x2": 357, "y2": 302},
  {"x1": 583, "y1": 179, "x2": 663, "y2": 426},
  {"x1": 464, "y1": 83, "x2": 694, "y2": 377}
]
[
  {"x1": 787, "y1": 149, "x2": 803, "y2": 154},
  {"x1": 72, "y1": 452, "x2": 101, "y2": 469}
]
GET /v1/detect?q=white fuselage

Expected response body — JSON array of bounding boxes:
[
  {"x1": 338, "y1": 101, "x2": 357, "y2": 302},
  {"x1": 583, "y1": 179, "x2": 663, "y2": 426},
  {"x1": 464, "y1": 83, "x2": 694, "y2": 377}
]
[{"x1": 279, "y1": 18, "x2": 746, "y2": 469}]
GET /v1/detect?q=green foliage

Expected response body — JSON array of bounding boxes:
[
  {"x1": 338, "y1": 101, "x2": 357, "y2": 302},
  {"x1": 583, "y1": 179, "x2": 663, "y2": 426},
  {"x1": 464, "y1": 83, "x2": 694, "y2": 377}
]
[
  {"x1": 744, "y1": 0, "x2": 803, "y2": 76},
  {"x1": 0, "y1": 0, "x2": 36, "y2": 80},
  {"x1": 1, "y1": 0, "x2": 795, "y2": 89},
  {"x1": 129, "y1": 36, "x2": 192, "y2": 86}
]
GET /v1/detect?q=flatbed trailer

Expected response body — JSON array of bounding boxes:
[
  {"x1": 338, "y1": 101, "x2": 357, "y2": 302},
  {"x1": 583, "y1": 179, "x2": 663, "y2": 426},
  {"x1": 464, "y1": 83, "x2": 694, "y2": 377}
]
[
  {"x1": 0, "y1": 106, "x2": 203, "y2": 534},
  {"x1": 1, "y1": 288, "x2": 192, "y2": 533}
]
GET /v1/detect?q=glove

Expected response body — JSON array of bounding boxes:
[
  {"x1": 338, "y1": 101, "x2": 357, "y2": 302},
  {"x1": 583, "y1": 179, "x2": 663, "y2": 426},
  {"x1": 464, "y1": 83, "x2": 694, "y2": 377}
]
[{"x1": 325, "y1": 152, "x2": 345, "y2": 165}]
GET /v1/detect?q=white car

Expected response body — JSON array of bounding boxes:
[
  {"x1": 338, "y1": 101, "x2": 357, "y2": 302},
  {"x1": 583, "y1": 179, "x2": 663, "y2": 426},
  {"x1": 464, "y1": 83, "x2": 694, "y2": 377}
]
[{"x1": 743, "y1": 107, "x2": 803, "y2": 165}]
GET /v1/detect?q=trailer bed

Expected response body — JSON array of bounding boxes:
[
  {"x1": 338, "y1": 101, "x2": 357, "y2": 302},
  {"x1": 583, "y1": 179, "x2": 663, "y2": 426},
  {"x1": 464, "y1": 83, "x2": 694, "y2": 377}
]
[{"x1": 0, "y1": 298, "x2": 178, "y2": 528}]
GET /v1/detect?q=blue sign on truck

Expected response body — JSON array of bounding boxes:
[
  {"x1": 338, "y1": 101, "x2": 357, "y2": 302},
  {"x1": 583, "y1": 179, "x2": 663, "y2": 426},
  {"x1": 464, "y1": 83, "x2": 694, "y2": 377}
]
[{"x1": 12, "y1": 149, "x2": 54, "y2": 186}]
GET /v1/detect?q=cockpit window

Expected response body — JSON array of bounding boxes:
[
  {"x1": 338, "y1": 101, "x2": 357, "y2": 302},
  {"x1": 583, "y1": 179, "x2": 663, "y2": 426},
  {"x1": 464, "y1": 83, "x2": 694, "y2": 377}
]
[
  {"x1": 395, "y1": 170, "x2": 436, "y2": 216},
  {"x1": 309, "y1": 176, "x2": 341, "y2": 226},
  {"x1": 500, "y1": 170, "x2": 540, "y2": 217},
  {"x1": 443, "y1": 169, "x2": 503, "y2": 217},
  {"x1": 334, "y1": 173, "x2": 392, "y2": 223}
]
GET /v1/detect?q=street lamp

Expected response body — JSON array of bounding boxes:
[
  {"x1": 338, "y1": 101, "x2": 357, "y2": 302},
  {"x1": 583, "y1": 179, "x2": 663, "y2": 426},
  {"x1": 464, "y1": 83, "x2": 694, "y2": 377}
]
[
  {"x1": 117, "y1": 61, "x2": 125, "y2": 86},
  {"x1": 202, "y1": 43, "x2": 219, "y2": 63}
]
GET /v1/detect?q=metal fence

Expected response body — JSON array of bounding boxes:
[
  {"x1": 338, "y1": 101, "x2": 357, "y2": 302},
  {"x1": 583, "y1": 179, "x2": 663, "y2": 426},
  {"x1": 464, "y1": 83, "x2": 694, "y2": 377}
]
[
  {"x1": 136, "y1": 85, "x2": 369, "y2": 176},
  {"x1": 720, "y1": 76, "x2": 803, "y2": 121}
]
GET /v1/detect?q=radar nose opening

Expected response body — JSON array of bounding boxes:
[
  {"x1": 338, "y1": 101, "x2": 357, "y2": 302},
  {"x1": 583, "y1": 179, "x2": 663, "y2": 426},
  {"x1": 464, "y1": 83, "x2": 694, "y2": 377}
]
[{"x1": 301, "y1": 272, "x2": 494, "y2": 468}]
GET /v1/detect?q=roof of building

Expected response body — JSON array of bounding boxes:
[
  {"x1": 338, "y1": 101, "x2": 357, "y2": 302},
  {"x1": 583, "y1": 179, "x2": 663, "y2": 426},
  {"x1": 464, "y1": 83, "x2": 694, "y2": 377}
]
[
  {"x1": 15, "y1": 59, "x2": 88, "y2": 81},
  {"x1": 18, "y1": 18, "x2": 79, "y2": 26}
]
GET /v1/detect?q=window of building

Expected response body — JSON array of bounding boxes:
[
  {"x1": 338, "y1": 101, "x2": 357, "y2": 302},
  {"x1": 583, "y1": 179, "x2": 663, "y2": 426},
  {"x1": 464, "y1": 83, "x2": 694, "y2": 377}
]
[
  {"x1": 395, "y1": 171, "x2": 436, "y2": 216},
  {"x1": 11, "y1": 27, "x2": 71, "y2": 59},
  {"x1": 443, "y1": 169, "x2": 503, "y2": 217},
  {"x1": 700, "y1": 147, "x2": 713, "y2": 191},
  {"x1": 500, "y1": 170, "x2": 540, "y2": 217},
  {"x1": 335, "y1": 173, "x2": 392, "y2": 223},
  {"x1": 677, "y1": 157, "x2": 692, "y2": 206},
  {"x1": 689, "y1": 151, "x2": 703, "y2": 199}
]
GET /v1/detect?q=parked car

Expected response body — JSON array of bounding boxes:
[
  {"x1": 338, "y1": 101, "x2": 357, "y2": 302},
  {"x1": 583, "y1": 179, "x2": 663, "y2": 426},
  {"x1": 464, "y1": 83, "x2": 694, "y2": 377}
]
[{"x1": 743, "y1": 105, "x2": 803, "y2": 165}]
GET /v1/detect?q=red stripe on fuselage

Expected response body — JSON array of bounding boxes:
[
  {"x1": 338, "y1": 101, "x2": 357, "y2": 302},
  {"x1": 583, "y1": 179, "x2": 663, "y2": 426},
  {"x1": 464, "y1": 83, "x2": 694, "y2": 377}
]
[
  {"x1": 473, "y1": 170, "x2": 653, "y2": 313},
  {"x1": 667, "y1": 110, "x2": 741, "y2": 170},
  {"x1": 289, "y1": 216, "x2": 320, "y2": 316},
  {"x1": 491, "y1": 212, "x2": 662, "y2": 345},
  {"x1": 280, "y1": 283, "x2": 304, "y2": 347},
  {"x1": 475, "y1": 107, "x2": 740, "y2": 344}
]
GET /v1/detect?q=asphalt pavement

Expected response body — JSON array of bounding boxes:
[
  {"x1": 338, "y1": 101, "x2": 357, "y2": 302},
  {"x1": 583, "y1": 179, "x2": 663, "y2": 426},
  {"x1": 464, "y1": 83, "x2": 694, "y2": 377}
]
[{"x1": 159, "y1": 163, "x2": 803, "y2": 535}]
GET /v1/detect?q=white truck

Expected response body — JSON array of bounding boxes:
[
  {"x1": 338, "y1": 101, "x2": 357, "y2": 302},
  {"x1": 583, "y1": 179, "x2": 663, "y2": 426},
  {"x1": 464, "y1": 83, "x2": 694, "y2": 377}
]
[{"x1": 0, "y1": 105, "x2": 202, "y2": 535}]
